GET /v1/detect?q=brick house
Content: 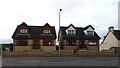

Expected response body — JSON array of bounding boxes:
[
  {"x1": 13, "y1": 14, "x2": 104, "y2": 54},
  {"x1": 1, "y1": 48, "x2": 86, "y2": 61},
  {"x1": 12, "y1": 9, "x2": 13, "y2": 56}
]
[
  {"x1": 12, "y1": 22, "x2": 56, "y2": 53},
  {"x1": 58, "y1": 24, "x2": 101, "y2": 51}
]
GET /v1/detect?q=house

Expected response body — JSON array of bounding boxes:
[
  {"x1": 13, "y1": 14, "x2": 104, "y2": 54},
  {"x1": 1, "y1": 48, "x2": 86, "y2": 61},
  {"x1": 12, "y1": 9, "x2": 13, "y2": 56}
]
[
  {"x1": 101, "y1": 26, "x2": 120, "y2": 51},
  {"x1": 12, "y1": 22, "x2": 56, "y2": 53},
  {"x1": 58, "y1": 24, "x2": 101, "y2": 51}
]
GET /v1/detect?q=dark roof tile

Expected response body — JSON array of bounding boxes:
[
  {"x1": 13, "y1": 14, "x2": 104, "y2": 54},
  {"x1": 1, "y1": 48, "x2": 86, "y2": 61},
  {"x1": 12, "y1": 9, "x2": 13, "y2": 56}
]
[
  {"x1": 114, "y1": 30, "x2": 120, "y2": 40},
  {"x1": 59, "y1": 25, "x2": 100, "y2": 40},
  {"x1": 12, "y1": 24, "x2": 56, "y2": 39}
]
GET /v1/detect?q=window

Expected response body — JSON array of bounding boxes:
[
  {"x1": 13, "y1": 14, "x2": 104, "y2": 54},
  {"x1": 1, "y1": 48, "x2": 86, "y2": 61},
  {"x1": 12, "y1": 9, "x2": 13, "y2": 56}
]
[
  {"x1": 66, "y1": 40, "x2": 76, "y2": 46},
  {"x1": 68, "y1": 30, "x2": 75, "y2": 35},
  {"x1": 87, "y1": 31, "x2": 94, "y2": 36},
  {"x1": 20, "y1": 29, "x2": 28, "y2": 33},
  {"x1": 89, "y1": 40, "x2": 97, "y2": 45},
  {"x1": 43, "y1": 30, "x2": 50, "y2": 34},
  {"x1": 16, "y1": 40, "x2": 27, "y2": 46},
  {"x1": 44, "y1": 40, "x2": 53, "y2": 46}
]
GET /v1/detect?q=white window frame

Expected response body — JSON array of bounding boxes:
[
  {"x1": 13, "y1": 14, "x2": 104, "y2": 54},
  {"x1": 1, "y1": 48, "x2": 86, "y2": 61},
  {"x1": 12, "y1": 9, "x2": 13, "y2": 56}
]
[
  {"x1": 89, "y1": 40, "x2": 97, "y2": 45},
  {"x1": 20, "y1": 29, "x2": 28, "y2": 33},
  {"x1": 87, "y1": 31, "x2": 94, "y2": 36},
  {"x1": 44, "y1": 30, "x2": 50, "y2": 34}
]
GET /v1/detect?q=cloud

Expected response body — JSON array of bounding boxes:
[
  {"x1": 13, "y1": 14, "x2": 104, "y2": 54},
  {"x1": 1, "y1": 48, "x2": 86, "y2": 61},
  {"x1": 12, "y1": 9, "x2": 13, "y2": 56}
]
[{"x1": 0, "y1": 0, "x2": 119, "y2": 43}]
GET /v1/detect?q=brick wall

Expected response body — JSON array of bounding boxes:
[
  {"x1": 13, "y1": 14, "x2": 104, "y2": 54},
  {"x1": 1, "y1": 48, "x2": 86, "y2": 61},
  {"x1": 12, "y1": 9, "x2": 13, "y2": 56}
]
[
  {"x1": 41, "y1": 46, "x2": 56, "y2": 53},
  {"x1": 76, "y1": 51, "x2": 115, "y2": 56},
  {"x1": 14, "y1": 46, "x2": 33, "y2": 51},
  {"x1": 2, "y1": 51, "x2": 46, "y2": 56},
  {"x1": 88, "y1": 46, "x2": 99, "y2": 51},
  {"x1": 64, "y1": 46, "x2": 78, "y2": 50},
  {"x1": 2, "y1": 51, "x2": 115, "y2": 56}
]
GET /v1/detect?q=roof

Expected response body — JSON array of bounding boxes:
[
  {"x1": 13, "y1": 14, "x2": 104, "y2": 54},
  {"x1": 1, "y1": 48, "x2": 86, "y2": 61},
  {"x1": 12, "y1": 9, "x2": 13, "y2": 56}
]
[
  {"x1": 114, "y1": 30, "x2": 120, "y2": 40},
  {"x1": 59, "y1": 24, "x2": 101, "y2": 40},
  {"x1": 12, "y1": 23, "x2": 56, "y2": 39}
]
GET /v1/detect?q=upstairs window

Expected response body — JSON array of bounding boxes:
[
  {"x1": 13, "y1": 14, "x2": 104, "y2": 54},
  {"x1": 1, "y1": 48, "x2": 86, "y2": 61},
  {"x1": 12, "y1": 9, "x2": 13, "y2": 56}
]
[
  {"x1": 20, "y1": 29, "x2": 28, "y2": 33},
  {"x1": 87, "y1": 31, "x2": 94, "y2": 36},
  {"x1": 68, "y1": 30, "x2": 75, "y2": 35},
  {"x1": 43, "y1": 30, "x2": 51, "y2": 34}
]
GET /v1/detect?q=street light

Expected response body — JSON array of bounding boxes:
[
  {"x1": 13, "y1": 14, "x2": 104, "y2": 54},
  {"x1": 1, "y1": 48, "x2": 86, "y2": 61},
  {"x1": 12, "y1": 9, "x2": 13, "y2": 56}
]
[
  {"x1": 59, "y1": 9, "x2": 62, "y2": 29},
  {"x1": 59, "y1": 9, "x2": 62, "y2": 54}
]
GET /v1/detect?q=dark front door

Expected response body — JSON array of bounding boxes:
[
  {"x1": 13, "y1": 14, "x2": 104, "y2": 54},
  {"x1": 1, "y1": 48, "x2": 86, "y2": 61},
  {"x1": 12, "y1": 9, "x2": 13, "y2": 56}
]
[
  {"x1": 32, "y1": 40, "x2": 40, "y2": 49},
  {"x1": 79, "y1": 40, "x2": 87, "y2": 48}
]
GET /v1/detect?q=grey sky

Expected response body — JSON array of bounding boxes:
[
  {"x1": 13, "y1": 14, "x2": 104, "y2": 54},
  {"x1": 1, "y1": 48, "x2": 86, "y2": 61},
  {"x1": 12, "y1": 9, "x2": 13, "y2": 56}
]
[{"x1": 0, "y1": 0, "x2": 119, "y2": 44}]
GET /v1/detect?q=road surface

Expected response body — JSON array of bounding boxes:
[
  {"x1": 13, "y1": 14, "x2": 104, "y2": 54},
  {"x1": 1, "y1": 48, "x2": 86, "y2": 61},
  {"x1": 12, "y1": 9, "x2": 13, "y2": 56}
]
[{"x1": 2, "y1": 56, "x2": 119, "y2": 66}]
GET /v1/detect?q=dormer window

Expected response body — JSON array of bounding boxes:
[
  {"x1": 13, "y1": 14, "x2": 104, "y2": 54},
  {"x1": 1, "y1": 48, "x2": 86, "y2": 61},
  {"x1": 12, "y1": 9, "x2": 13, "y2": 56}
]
[
  {"x1": 20, "y1": 29, "x2": 28, "y2": 33},
  {"x1": 66, "y1": 24, "x2": 76, "y2": 36},
  {"x1": 87, "y1": 31, "x2": 94, "y2": 36},
  {"x1": 44, "y1": 30, "x2": 50, "y2": 34},
  {"x1": 68, "y1": 30, "x2": 75, "y2": 35}
]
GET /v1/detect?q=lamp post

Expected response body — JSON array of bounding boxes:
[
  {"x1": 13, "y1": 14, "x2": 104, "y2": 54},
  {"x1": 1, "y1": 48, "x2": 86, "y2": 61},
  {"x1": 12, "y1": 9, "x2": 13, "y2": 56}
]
[
  {"x1": 59, "y1": 9, "x2": 62, "y2": 54},
  {"x1": 59, "y1": 9, "x2": 62, "y2": 29}
]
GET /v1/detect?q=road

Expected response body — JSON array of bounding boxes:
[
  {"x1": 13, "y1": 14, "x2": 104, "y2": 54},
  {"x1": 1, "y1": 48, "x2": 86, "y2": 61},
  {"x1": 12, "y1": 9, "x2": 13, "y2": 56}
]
[{"x1": 2, "y1": 56, "x2": 119, "y2": 66}]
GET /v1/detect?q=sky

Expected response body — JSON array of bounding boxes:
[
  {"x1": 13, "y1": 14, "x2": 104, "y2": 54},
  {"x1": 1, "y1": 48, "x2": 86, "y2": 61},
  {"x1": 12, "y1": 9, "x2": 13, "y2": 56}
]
[{"x1": 0, "y1": 0, "x2": 119, "y2": 44}]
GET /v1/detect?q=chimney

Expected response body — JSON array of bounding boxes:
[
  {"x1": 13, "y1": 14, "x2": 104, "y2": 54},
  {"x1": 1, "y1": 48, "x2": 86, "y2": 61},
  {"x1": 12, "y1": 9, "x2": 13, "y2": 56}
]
[{"x1": 108, "y1": 26, "x2": 114, "y2": 32}]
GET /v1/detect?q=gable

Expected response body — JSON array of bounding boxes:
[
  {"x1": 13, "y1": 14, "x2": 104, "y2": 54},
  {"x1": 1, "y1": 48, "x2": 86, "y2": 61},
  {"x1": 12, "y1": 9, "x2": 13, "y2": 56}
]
[
  {"x1": 42, "y1": 23, "x2": 52, "y2": 30},
  {"x1": 101, "y1": 31, "x2": 118, "y2": 50},
  {"x1": 19, "y1": 22, "x2": 28, "y2": 29},
  {"x1": 66, "y1": 25, "x2": 76, "y2": 35},
  {"x1": 84, "y1": 27, "x2": 94, "y2": 36},
  {"x1": 102, "y1": 31, "x2": 118, "y2": 44}
]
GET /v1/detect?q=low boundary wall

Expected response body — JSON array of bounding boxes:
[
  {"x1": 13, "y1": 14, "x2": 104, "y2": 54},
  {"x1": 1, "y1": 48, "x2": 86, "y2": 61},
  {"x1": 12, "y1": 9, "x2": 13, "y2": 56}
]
[
  {"x1": 75, "y1": 50, "x2": 115, "y2": 56},
  {"x1": 2, "y1": 50, "x2": 115, "y2": 56}
]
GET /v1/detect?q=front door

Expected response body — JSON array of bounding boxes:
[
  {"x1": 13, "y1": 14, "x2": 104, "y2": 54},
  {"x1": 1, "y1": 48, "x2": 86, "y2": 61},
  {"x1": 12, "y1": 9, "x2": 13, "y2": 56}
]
[
  {"x1": 79, "y1": 40, "x2": 84, "y2": 48},
  {"x1": 32, "y1": 40, "x2": 40, "y2": 49},
  {"x1": 79, "y1": 40, "x2": 87, "y2": 49}
]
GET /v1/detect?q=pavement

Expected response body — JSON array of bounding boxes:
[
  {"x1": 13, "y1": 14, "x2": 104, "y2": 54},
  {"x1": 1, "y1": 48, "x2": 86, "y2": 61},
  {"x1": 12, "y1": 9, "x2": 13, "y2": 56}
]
[{"x1": 2, "y1": 56, "x2": 119, "y2": 66}]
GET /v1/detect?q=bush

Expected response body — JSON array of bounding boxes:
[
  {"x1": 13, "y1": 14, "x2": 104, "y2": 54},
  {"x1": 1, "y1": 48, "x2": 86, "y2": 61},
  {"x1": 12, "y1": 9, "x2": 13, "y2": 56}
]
[
  {"x1": 2, "y1": 46, "x2": 5, "y2": 51},
  {"x1": 10, "y1": 43, "x2": 13, "y2": 51}
]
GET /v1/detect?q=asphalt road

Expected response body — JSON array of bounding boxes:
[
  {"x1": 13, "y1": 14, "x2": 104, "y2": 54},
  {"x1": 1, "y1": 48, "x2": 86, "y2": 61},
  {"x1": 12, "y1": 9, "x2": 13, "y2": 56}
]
[{"x1": 2, "y1": 56, "x2": 119, "y2": 66}]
